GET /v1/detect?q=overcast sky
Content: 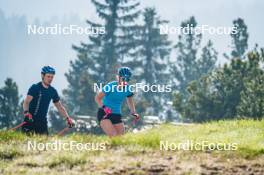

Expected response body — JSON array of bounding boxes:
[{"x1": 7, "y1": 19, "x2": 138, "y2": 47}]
[{"x1": 0, "y1": 0, "x2": 263, "y2": 96}]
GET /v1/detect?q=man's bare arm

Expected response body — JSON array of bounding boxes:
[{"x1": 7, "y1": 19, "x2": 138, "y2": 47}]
[
  {"x1": 54, "y1": 101, "x2": 70, "y2": 119},
  {"x1": 23, "y1": 95, "x2": 33, "y2": 112}
]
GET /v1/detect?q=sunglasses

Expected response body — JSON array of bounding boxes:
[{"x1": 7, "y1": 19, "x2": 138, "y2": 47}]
[{"x1": 120, "y1": 76, "x2": 130, "y2": 82}]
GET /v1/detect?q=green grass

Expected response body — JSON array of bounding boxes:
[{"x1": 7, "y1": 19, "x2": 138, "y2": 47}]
[
  {"x1": 0, "y1": 119, "x2": 264, "y2": 174},
  {"x1": 47, "y1": 153, "x2": 87, "y2": 168},
  {"x1": 0, "y1": 119, "x2": 263, "y2": 159},
  {"x1": 108, "y1": 119, "x2": 264, "y2": 158}
]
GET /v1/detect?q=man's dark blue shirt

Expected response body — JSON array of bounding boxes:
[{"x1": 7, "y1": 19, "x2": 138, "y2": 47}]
[{"x1": 27, "y1": 82, "x2": 60, "y2": 123}]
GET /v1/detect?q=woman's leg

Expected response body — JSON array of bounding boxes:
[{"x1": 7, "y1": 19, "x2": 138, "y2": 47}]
[
  {"x1": 97, "y1": 108, "x2": 117, "y2": 137},
  {"x1": 100, "y1": 119, "x2": 117, "y2": 137},
  {"x1": 113, "y1": 123, "x2": 125, "y2": 135}
]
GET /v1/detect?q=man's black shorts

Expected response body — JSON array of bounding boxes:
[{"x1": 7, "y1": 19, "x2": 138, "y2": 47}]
[
  {"x1": 97, "y1": 108, "x2": 122, "y2": 124},
  {"x1": 22, "y1": 120, "x2": 48, "y2": 135}
]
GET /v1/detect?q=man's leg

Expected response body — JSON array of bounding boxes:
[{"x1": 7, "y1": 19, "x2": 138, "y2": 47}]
[
  {"x1": 33, "y1": 122, "x2": 49, "y2": 135},
  {"x1": 21, "y1": 122, "x2": 34, "y2": 135}
]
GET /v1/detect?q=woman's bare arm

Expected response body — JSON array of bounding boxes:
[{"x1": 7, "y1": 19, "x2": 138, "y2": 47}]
[
  {"x1": 126, "y1": 96, "x2": 136, "y2": 114},
  {"x1": 95, "y1": 91, "x2": 105, "y2": 107}
]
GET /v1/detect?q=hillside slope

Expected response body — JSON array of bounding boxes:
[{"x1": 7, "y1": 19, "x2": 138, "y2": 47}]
[{"x1": 0, "y1": 119, "x2": 264, "y2": 174}]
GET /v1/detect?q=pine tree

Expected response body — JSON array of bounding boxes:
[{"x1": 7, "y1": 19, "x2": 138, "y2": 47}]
[
  {"x1": 64, "y1": 55, "x2": 97, "y2": 115},
  {"x1": 173, "y1": 48, "x2": 264, "y2": 122},
  {"x1": 126, "y1": 7, "x2": 171, "y2": 114},
  {"x1": 84, "y1": 0, "x2": 141, "y2": 82},
  {"x1": 198, "y1": 40, "x2": 218, "y2": 77},
  {"x1": 237, "y1": 48, "x2": 264, "y2": 119},
  {"x1": 224, "y1": 18, "x2": 249, "y2": 59},
  {"x1": 0, "y1": 78, "x2": 21, "y2": 128},
  {"x1": 172, "y1": 16, "x2": 201, "y2": 97},
  {"x1": 64, "y1": 0, "x2": 141, "y2": 115},
  {"x1": 171, "y1": 16, "x2": 217, "y2": 98}
]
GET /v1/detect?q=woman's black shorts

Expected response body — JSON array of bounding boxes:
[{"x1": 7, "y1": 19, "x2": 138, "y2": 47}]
[{"x1": 97, "y1": 108, "x2": 122, "y2": 124}]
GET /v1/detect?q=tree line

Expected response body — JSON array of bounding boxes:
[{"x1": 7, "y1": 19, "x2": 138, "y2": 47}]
[{"x1": 0, "y1": 0, "x2": 263, "y2": 131}]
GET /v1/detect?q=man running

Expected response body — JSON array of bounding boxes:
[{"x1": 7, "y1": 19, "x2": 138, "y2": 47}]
[
  {"x1": 95, "y1": 67, "x2": 140, "y2": 137},
  {"x1": 22, "y1": 66, "x2": 74, "y2": 135}
]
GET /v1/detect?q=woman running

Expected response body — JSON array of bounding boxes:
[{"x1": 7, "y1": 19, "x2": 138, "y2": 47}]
[{"x1": 95, "y1": 67, "x2": 140, "y2": 137}]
